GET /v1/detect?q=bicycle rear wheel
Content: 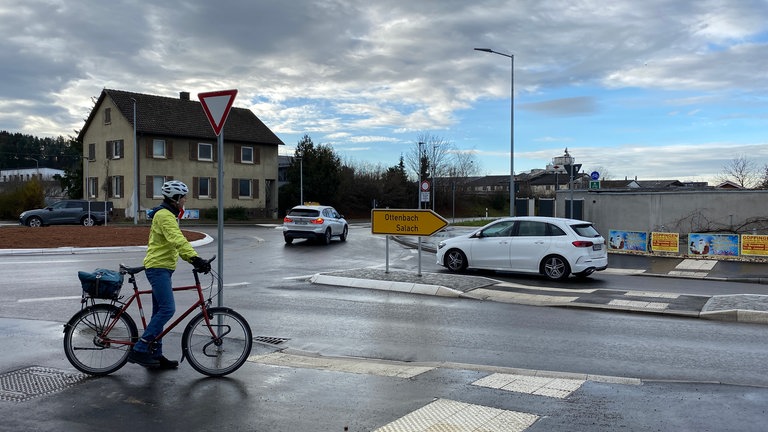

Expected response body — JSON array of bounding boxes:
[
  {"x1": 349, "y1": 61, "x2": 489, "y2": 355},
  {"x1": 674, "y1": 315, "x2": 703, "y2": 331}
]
[
  {"x1": 63, "y1": 303, "x2": 138, "y2": 376},
  {"x1": 181, "y1": 307, "x2": 252, "y2": 377}
]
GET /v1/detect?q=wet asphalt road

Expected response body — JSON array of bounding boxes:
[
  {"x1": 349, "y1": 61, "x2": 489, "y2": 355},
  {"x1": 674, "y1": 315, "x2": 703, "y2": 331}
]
[{"x1": 1, "y1": 223, "x2": 767, "y2": 431}]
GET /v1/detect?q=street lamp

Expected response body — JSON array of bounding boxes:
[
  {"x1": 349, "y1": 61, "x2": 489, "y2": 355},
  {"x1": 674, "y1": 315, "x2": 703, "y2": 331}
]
[
  {"x1": 131, "y1": 98, "x2": 138, "y2": 225},
  {"x1": 474, "y1": 47, "x2": 514, "y2": 216},
  {"x1": 25, "y1": 157, "x2": 39, "y2": 179},
  {"x1": 417, "y1": 141, "x2": 424, "y2": 209},
  {"x1": 296, "y1": 151, "x2": 303, "y2": 205}
]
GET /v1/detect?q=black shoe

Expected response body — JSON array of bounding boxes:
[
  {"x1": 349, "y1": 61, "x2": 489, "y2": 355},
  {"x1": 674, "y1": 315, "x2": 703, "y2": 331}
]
[
  {"x1": 155, "y1": 355, "x2": 179, "y2": 369},
  {"x1": 128, "y1": 350, "x2": 160, "y2": 367}
]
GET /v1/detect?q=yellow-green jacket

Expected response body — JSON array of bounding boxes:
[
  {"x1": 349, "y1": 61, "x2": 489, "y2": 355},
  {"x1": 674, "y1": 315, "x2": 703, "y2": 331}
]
[{"x1": 143, "y1": 206, "x2": 197, "y2": 270}]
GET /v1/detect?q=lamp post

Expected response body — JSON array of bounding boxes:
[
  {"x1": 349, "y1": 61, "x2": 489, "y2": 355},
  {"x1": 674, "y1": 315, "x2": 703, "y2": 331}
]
[
  {"x1": 474, "y1": 47, "x2": 514, "y2": 216},
  {"x1": 25, "y1": 157, "x2": 39, "y2": 180},
  {"x1": 131, "y1": 98, "x2": 138, "y2": 225},
  {"x1": 296, "y1": 151, "x2": 303, "y2": 205},
  {"x1": 85, "y1": 157, "x2": 95, "y2": 225},
  {"x1": 417, "y1": 141, "x2": 424, "y2": 209}
]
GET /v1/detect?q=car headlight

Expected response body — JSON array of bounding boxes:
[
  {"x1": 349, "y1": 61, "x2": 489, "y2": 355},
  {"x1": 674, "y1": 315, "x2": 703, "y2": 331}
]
[{"x1": 437, "y1": 241, "x2": 446, "y2": 249}]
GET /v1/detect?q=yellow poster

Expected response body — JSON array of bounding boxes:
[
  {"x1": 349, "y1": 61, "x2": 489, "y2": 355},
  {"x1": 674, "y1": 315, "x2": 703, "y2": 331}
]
[
  {"x1": 741, "y1": 234, "x2": 768, "y2": 256},
  {"x1": 651, "y1": 232, "x2": 679, "y2": 253}
]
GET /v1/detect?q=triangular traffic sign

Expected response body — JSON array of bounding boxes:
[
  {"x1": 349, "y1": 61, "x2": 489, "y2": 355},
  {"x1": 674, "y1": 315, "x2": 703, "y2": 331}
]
[{"x1": 198, "y1": 89, "x2": 238, "y2": 136}]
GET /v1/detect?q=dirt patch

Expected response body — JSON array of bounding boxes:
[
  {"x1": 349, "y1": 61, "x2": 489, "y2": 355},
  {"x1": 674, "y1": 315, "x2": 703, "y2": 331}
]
[{"x1": 0, "y1": 225, "x2": 206, "y2": 249}]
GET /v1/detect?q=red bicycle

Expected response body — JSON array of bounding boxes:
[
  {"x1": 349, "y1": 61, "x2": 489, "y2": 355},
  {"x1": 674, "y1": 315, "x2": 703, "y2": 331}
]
[{"x1": 63, "y1": 256, "x2": 252, "y2": 377}]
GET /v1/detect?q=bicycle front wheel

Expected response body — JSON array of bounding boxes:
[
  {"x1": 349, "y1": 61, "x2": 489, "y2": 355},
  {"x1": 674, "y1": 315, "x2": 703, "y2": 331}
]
[
  {"x1": 63, "y1": 303, "x2": 138, "y2": 376},
  {"x1": 181, "y1": 307, "x2": 253, "y2": 377}
]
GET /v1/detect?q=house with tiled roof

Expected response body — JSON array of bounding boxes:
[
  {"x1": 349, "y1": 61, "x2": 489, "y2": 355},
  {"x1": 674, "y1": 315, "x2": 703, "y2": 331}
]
[{"x1": 77, "y1": 89, "x2": 284, "y2": 220}]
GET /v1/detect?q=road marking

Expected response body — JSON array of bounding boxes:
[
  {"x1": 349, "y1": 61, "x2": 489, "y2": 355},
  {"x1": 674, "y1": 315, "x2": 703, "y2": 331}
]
[
  {"x1": 473, "y1": 372, "x2": 585, "y2": 399},
  {"x1": 609, "y1": 299, "x2": 669, "y2": 310},
  {"x1": 18, "y1": 296, "x2": 81, "y2": 303},
  {"x1": 677, "y1": 259, "x2": 717, "y2": 271},
  {"x1": 248, "y1": 352, "x2": 433, "y2": 378},
  {"x1": 374, "y1": 398, "x2": 538, "y2": 432}
]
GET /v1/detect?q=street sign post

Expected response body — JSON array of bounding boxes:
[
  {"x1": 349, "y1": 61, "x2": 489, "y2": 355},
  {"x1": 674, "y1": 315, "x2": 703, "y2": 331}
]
[
  {"x1": 198, "y1": 89, "x2": 238, "y2": 307},
  {"x1": 371, "y1": 209, "x2": 448, "y2": 236},
  {"x1": 372, "y1": 208, "x2": 449, "y2": 276}
]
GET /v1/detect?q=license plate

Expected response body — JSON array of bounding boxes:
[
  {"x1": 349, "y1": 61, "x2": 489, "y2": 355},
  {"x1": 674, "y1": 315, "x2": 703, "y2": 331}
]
[
  {"x1": 295, "y1": 221, "x2": 308, "y2": 225},
  {"x1": 593, "y1": 244, "x2": 602, "y2": 251}
]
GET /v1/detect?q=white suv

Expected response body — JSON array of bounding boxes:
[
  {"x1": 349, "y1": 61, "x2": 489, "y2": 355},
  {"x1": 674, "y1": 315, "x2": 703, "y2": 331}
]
[
  {"x1": 436, "y1": 216, "x2": 607, "y2": 280},
  {"x1": 282, "y1": 205, "x2": 348, "y2": 245}
]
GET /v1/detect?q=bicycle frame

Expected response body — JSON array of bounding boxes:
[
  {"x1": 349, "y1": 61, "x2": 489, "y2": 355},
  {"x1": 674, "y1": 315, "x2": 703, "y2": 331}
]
[{"x1": 93, "y1": 267, "x2": 215, "y2": 351}]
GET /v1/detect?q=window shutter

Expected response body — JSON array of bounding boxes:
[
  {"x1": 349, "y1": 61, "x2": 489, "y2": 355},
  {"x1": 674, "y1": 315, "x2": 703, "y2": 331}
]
[
  {"x1": 94, "y1": 178, "x2": 99, "y2": 198},
  {"x1": 106, "y1": 141, "x2": 113, "y2": 159},
  {"x1": 107, "y1": 176, "x2": 113, "y2": 197},
  {"x1": 232, "y1": 178, "x2": 238, "y2": 199},
  {"x1": 253, "y1": 179, "x2": 259, "y2": 199},
  {"x1": 213, "y1": 144, "x2": 218, "y2": 162},
  {"x1": 146, "y1": 176, "x2": 153, "y2": 198},
  {"x1": 189, "y1": 142, "x2": 197, "y2": 161},
  {"x1": 211, "y1": 178, "x2": 217, "y2": 198},
  {"x1": 192, "y1": 177, "x2": 199, "y2": 198},
  {"x1": 146, "y1": 138, "x2": 152, "y2": 158},
  {"x1": 254, "y1": 148, "x2": 260, "y2": 165},
  {"x1": 235, "y1": 145, "x2": 241, "y2": 163},
  {"x1": 118, "y1": 176, "x2": 124, "y2": 197},
  {"x1": 118, "y1": 140, "x2": 124, "y2": 158}
]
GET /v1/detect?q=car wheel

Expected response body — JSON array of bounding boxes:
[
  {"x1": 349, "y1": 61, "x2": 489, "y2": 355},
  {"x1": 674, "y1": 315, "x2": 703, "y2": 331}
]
[
  {"x1": 542, "y1": 255, "x2": 570, "y2": 281},
  {"x1": 444, "y1": 249, "x2": 468, "y2": 272},
  {"x1": 82, "y1": 216, "x2": 95, "y2": 227},
  {"x1": 323, "y1": 228, "x2": 332, "y2": 245},
  {"x1": 284, "y1": 236, "x2": 294, "y2": 245},
  {"x1": 339, "y1": 225, "x2": 348, "y2": 242},
  {"x1": 26, "y1": 216, "x2": 43, "y2": 227}
]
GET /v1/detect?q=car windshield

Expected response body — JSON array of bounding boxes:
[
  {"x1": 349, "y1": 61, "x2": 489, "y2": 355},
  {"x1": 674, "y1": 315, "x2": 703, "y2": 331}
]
[
  {"x1": 288, "y1": 209, "x2": 320, "y2": 217},
  {"x1": 571, "y1": 223, "x2": 600, "y2": 238}
]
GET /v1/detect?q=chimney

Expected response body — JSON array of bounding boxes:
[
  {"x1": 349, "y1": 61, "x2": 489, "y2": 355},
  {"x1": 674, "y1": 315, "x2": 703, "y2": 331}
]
[{"x1": 180, "y1": 91, "x2": 190, "y2": 101}]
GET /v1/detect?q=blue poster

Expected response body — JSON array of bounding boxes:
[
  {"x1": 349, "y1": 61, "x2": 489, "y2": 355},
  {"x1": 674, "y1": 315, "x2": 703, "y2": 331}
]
[
  {"x1": 688, "y1": 233, "x2": 739, "y2": 256},
  {"x1": 609, "y1": 230, "x2": 648, "y2": 252}
]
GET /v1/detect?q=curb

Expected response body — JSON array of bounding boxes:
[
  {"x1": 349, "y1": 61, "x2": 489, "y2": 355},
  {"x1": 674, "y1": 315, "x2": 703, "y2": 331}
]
[{"x1": 309, "y1": 274, "x2": 482, "y2": 299}]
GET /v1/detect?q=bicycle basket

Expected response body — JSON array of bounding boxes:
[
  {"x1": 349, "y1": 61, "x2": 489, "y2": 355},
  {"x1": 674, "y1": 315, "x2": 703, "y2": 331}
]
[{"x1": 78, "y1": 268, "x2": 124, "y2": 299}]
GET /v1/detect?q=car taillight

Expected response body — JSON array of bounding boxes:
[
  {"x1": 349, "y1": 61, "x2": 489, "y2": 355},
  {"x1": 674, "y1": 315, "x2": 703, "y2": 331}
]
[
  {"x1": 311, "y1": 217, "x2": 324, "y2": 224},
  {"x1": 572, "y1": 240, "x2": 594, "y2": 248},
  {"x1": 283, "y1": 216, "x2": 293, "y2": 223}
]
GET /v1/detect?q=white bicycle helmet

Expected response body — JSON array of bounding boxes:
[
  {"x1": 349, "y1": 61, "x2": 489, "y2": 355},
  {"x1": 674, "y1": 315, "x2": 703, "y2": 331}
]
[{"x1": 161, "y1": 180, "x2": 189, "y2": 199}]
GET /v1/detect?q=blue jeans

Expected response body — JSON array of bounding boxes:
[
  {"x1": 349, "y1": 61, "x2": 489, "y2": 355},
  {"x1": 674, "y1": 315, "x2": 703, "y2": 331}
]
[{"x1": 133, "y1": 268, "x2": 175, "y2": 357}]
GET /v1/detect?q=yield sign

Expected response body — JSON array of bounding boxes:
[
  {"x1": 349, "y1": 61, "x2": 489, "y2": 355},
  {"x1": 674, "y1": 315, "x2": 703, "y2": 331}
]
[{"x1": 198, "y1": 89, "x2": 238, "y2": 136}]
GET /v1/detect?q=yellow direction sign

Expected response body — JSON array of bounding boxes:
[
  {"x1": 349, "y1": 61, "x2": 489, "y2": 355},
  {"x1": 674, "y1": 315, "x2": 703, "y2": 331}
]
[{"x1": 371, "y1": 209, "x2": 448, "y2": 236}]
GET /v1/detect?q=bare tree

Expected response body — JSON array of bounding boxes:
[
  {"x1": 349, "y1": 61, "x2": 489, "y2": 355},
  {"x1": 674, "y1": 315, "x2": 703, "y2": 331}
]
[{"x1": 717, "y1": 155, "x2": 759, "y2": 188}]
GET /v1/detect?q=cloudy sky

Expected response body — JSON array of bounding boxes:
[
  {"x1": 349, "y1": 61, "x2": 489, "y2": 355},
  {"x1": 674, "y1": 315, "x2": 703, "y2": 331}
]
[{"x1": 3, "y1": 0, "x2": 768, "y2": 184}]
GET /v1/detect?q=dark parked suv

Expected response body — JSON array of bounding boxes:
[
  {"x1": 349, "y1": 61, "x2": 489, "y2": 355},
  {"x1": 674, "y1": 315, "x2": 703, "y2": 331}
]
[{"x1": 19, "y1": 200, "x2": 112, "y2": 227}]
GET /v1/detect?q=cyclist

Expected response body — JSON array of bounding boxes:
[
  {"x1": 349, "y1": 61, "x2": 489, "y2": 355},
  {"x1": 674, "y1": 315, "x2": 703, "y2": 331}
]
[{"x1": 127, "y1": 180, "x2": 210, "y2": 369}]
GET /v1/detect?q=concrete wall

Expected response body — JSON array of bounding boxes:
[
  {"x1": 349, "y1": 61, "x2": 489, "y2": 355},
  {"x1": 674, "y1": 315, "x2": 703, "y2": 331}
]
[{"x1": 556, "y1": 189, "x2": 768, "y2": 237}]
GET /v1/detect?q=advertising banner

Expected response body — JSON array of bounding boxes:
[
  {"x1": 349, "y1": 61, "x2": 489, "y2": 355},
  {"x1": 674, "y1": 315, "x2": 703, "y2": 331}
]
[
  {"x1": 609, "y1": 230, "x2": 648, "y2": 252},
  {"x1": 651, "y1": 232, "x2": 679, "y2": 253},
  {"x1": 687, "y1": 233, "x2": 739, "y2": 256},
  {"x1": 740, "y1": 234, "x2": 768, "y2": 257}
]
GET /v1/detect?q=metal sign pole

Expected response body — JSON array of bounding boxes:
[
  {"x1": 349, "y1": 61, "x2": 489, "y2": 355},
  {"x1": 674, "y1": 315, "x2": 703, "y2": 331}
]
[{"x1": 217, "y1": 132, "x2": 224, "y2": 307}]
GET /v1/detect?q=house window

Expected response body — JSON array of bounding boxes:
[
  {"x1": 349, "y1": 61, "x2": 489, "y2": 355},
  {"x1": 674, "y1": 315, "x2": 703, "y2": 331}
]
[
  {"x1": 198, "y1": 143, "x2": 213, "y2": 161},
  {"x1": 87, "y1": 177, "x2": 98, "y2": 199},
  {"x1": 107, "y1": 140, "x2": 124, "y2": 159},
  {"x1": 199, "y1": 177, "x2": 210, "y2": 198},
  {"x1": 241, "y1": 146, "x2": 254, "y2": 164},
  {"x1": 238, "y1": 179, "x2": 251, "y2": 198},
  {"x1": 152, "y1": 176, "x2": 166, "y2": 198},
  {"x1": 111, "y1": 176, "x2": 124, "y2": 198},
  {"x1": 153, "y1": 139, "x2": 167, "y2": 158},
  {"x1": 104, "y1": 108, "x2": 111, "y2": 125}
]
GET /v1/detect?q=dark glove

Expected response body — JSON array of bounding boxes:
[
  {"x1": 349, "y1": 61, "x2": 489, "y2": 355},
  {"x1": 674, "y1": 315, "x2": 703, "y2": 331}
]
[{"x1": 190, "y1": 256, "x2": 211, "y2": 273}]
